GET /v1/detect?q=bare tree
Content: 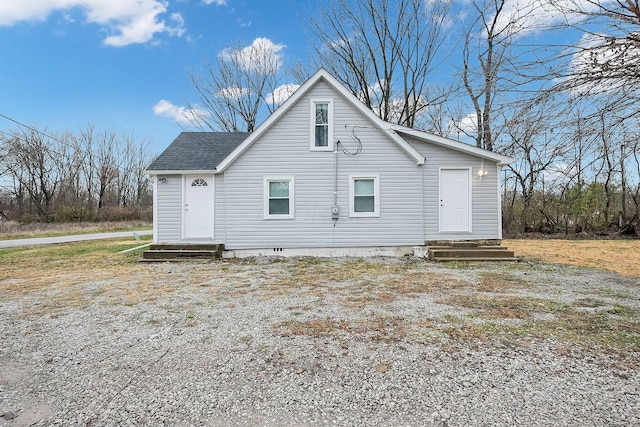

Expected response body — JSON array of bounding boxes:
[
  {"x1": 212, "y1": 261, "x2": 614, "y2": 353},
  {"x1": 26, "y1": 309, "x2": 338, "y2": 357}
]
[
  {"x1": 187, "y1": 38, "x2": 286, "y2": 132},
  {"x1": 550, "y1": 0, "x2": 640, "y2": 120},
  {"x1": 459, "y1": 0, "x2": 530, "y2": 151},
  {"x1": 1, "y1": 128, "x2": 63, "y2": 219},
  {"x1": 306, "y1": 0, "x2": 452, "y2": 128},
  {"x1": 499, "y1": 96, "x2": 565, "y2": 232}
]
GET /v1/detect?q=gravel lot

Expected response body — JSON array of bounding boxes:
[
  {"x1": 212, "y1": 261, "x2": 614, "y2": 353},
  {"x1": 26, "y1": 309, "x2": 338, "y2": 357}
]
[{"x1": 1, "y1": 256, "x2": 639, "y2": 426}]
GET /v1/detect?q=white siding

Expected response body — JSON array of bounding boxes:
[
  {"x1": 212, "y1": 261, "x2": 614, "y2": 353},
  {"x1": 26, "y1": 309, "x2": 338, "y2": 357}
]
[
  {"x1": 154, "y1": 80, "x2": 504, "y2": 247},
  {"x1": 155, "y1": 175, "x2": 182, "y2": 243},
  {"x1": 214, "y1": 173, "x2": 226, "y2": 241},
  {"x1": 404, "y1": 136, "x2": 502, "y2": 240},
  {"x1": 222, "y1": 81, "x2": 425, "y2": 249}
]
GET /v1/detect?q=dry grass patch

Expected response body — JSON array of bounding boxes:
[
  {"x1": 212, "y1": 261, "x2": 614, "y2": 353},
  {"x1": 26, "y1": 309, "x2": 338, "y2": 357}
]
[
  {"x1": 274, "y1": 315, "x2": 407, "y2": 343},
  {"x1": 382, "y1": 272, "x2": 471, "y2": 295},
  {"x1": 0, "y1": 237, "x2": 174, "y2": 312},
  {"x1": 505, "y1": 239, "x2": 640, "y2": 277},
  {"x1": 435, "y1": 294, "x2": 640, "y2": 351},
  {"x1": 476, "y1": 271, "x2": 530, "y2": 292},
  {"x1": 276, "y1": 318, "x2": 351, "y2": 338},
  {"x1": 440, "y1": 294, "x2": 567, "y2": 319},
  {"x1": 3, "y1": 240, "x2": 638, "y2": 352}
]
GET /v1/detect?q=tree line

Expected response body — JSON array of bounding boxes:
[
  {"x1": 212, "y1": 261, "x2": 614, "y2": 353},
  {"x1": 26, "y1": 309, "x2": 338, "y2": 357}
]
[
  {"x1": 186, "y1": 0, "x2": 639, "y2": 237},
  {"x1": 2, "y1": 0, "x2": 638, "y2": 236},
  {"x1": 0, "y1": 124, "x2": 154, "y2": 223}
]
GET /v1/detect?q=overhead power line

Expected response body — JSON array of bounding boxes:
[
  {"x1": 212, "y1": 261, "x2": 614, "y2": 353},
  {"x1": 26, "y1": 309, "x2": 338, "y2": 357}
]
[{"x1": 0, "y1": 113, "x2": 71, "y2": 147}]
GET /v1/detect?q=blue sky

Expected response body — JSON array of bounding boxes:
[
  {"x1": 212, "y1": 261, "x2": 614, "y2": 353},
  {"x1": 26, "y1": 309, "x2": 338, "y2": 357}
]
[
  {"x1": 0, "y1": 0, "x2": 310, "y2": 152},
  {"x1": 0, "y1": 0, "x2": 613, "y2": 154}
]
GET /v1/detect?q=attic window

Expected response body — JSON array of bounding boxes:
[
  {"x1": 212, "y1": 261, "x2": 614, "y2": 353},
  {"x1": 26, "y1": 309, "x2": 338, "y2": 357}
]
[
  {"x1": 310, "y1": 98, "x2": 333, "y2": 151},
  {"x1": 191, "y1": 178, "x2": 208, "y2": 187}
]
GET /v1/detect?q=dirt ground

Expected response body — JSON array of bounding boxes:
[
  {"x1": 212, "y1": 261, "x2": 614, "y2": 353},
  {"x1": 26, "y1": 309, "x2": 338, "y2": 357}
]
[{"x1": 505, "y1": 239, "x2": 640, "y2": 277}]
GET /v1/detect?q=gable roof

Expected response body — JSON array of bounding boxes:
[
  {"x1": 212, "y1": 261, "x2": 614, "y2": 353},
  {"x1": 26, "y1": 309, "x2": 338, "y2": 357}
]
[
  {"x1": 391, "y1": 126, "x2": 514, "y2": 166},
  {"x1": 216, "y1": 68, "x2": 428, "y2": 173},
  {"x1": 148, "y1": 69, "x2": 513, "y2": 174},
  {"x1": 216, "y1": 68, "x2": 512, "y2": 172},
  {"x1": 146, "y1": 132, "x2": 250, "y2": 173}
]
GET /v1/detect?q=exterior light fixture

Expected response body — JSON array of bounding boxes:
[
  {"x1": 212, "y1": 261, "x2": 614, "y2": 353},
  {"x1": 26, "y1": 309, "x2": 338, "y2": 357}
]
[{"x1": 158, "y1": 177, "x2": 167, "y2": 183}]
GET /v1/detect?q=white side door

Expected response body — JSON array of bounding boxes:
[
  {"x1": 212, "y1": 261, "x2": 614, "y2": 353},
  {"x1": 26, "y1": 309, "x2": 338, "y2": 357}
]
[
  {"x1": 439, "y1": 168, "x2": 471, "y2": 233},
  {"x1": 184, "y1": 175, "x2": 214, "y2": 239}
]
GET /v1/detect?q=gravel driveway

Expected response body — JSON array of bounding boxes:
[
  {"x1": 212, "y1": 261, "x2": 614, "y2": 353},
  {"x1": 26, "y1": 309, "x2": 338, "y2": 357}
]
[{"x1": 1, "y1": 256, "x2": 639, "y2": 426}]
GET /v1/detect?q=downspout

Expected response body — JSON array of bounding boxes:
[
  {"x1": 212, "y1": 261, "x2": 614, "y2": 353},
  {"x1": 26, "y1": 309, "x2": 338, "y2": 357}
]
[
  {"x1": 334, "y1": 142, "x2": 338, "y2": 208},
  {"x1": 332, "y1": 141, "x2": 340, "y2": 226},
  {"x1": 152, "y1": 175, "x2": 158, "y2": 244},
  {"x1": 421, "y1": 164, "x2": 426, "y2": 244},
  {"x1": 223, "y1": 171, "x2": 227, "y2": 246}
]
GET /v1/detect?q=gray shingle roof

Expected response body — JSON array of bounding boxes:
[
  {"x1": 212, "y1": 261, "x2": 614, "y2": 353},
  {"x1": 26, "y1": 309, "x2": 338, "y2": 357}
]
[{"x1": 146, "y1": 132, "x2": 250, "y2": 172}]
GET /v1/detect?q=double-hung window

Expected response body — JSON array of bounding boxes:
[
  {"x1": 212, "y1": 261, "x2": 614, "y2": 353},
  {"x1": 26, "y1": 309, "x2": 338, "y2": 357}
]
[
  {"x1": 264, "y1": 177, "x2": 294, "y2": 219},
  {"x1": 310, "y1": 99, "x2": 333, "y2": 151},
  {"x1": 349, "y1": 175, "x2": 380, "y2": 217}
]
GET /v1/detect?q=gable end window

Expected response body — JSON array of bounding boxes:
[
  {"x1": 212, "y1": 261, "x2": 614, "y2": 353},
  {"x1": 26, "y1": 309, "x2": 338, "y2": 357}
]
[
  {"x1": 349, "y1": 175, "x2": 380, "y2": 218},
  {"x1": 310, "y1": 99, "x2": 333, "y2": 151},
  {"x1": 264, "y1": 177, "x2": 295, "y2": 219}
]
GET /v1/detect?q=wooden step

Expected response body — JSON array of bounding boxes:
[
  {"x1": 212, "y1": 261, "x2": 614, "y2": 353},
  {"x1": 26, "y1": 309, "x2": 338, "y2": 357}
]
[
  {"x1": 428, "y1": 245, "x2": 509, "y2": 251},
  {"x1": 431, "y1": 257, "x2": 517, "y2": 262},
  {"x1": 428, "y1": 245, "x2": 515, "y2": 262},
  {"x1": 148, "y1": 244, "x2": 222, "y2": 251},
  {"x1": 141, "y1": 244, "x2": 224, "y2": 262}
]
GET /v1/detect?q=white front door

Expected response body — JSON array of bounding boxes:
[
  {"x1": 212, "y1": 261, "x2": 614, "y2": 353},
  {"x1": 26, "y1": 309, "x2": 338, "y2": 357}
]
[
  {"x1": 184, "y1": 175, "x2": 214, "y2": 239},
  {"x1": 439, "y1": 168, "x2": 471, "y2": 233}
]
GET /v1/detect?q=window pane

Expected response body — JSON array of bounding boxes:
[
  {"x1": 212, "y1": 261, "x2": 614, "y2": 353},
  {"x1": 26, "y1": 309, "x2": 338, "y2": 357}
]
[
  {"x1": 191, "y1": 178, "x2": 208, "y2": 187},
  {"x1": 354, "y1": 179, "x2": 374, "y2": 195},
  {"x1": 269, "y1": 181, "x2": 289, "y2": 198},
  {"x1": 315, "y1": 126, "x2": 328, "y2": 147},
  {"x1": 315, "y1": 103, "x2": 328, "y2": 124},
  {"x1": 269, "y1": 199, "x2": 289, "y2": 215},
  {"x1": 354, "y1": 195, "x2": 374, "y2": 212}
]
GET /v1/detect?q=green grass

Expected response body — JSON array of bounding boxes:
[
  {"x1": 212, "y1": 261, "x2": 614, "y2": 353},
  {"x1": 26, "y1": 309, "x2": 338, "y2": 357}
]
[{"x1": 0, "y1": 222, "x2": 152, "y2": 240}]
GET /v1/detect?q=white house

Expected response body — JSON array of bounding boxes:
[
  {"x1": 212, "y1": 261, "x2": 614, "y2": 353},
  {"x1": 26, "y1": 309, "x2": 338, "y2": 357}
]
[{"x1": 146, "y1": 69, "x2": 513, "y2": 256}]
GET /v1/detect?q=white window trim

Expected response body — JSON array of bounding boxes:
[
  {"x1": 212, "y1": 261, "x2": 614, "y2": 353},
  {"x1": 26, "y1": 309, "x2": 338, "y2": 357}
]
[
  {"x1": 349, "y1": 174, "x2": 380, "y2": 218},
  {"x1": 310, "y1": 98, "x2": 334, "y2": 152},
  {"x1": 263, "y1": 176, "x2": 295, "y2": 220}
]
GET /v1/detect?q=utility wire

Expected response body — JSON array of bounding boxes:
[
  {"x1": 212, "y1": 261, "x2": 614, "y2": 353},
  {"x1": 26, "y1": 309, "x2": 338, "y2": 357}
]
[
  {"x1": 0, "y1": 114, "x2": 151, "y2": 175},
  {"x1": 0, "y1": 113, "x2": 72, "y2": 148}
]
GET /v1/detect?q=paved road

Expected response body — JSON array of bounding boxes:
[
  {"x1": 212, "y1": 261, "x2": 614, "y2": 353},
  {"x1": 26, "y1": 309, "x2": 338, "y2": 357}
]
[{"x1": 0, "y1": 230, "x2": 153, "y2": 249}]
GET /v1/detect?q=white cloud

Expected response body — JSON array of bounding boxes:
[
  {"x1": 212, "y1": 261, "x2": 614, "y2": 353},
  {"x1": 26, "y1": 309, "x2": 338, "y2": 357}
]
[
  {"x1": 542, "y1": 162, "x2": 576, "y2": 184},
  {"x1": 216, "y1": 86, "x2": 250, "y2": 99},
  {"x1": 481, "y1": 0, "x2": 610, "y2": 38},
  {"x1": 454, "y1": 112, "x2": 478, "y2": 136},
  {"x1": 562, "y1": 32, "x2": 640, "y2": 96},
  {"x1": 153, "y1": 99, "x2": 203, "y2": 125},
  {"x1": 0, "y1": 0, "x2": 185, "y2": 47},
  {"x1": 203, "y1": 0, "x2": 227, "y2": 5},
  {"x1": 265, "y1": 83, "x2": 300, "y2": 105},
  {"x1": 218, "y1": 38, "x2": 286, "y2": 72}
]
